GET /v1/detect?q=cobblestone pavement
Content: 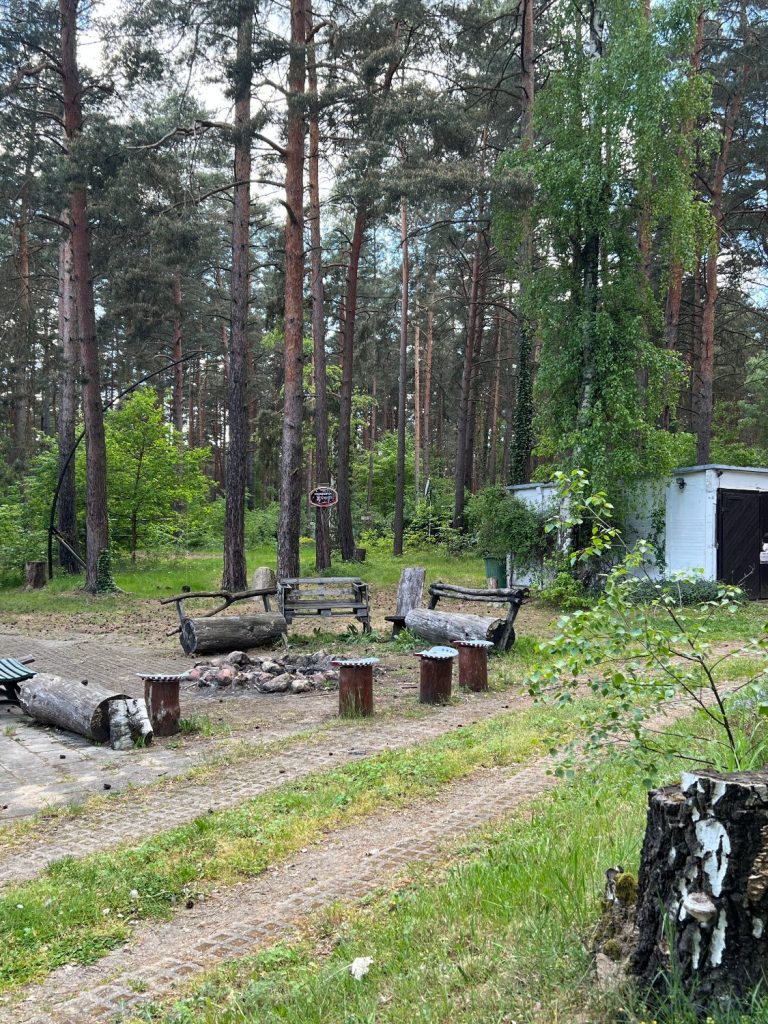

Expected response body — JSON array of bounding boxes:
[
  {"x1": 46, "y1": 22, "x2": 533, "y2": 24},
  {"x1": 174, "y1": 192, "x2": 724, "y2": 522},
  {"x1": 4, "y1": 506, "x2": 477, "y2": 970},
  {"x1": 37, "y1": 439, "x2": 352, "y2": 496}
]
[
  {"x1": 0, "y1": 684, "x2": 533, "y2": 886},
  {"x1": 0, "y1": 755, "x2": 559, "y2": 1024},
  {"x1": 0, "y1": 692, "x2": 716, "y2": 1024}
]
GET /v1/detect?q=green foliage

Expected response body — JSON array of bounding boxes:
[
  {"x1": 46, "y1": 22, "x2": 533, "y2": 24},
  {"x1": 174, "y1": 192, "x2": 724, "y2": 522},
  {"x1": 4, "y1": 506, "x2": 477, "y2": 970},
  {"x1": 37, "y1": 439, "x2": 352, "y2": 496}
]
[
  {"x1": 539, "y1": 568, "x2": 591, "y2": 610},
  {"x1": 495, "y1": 0, "x2": 710, "y2": 502},
  {"x1": 466, "y1": 486, "x2": 549, "y2": 566},
  {"x1": 95, "y1": 549, "x2": 119, "y2": 594},
  {"x1": 625, "y1": 575, "x2": 747, "y2": 608},
  {"x1": 0, "y1": 496, "x2": 44, "y2": 584},
  {"x1": 529, "y1": 470, "x2": 768, "y2": 781},
  {"x1": 103, "y1": 390, "x2": 213, "y2": 558},
  {"x1": 244, "y1": 503, "x2": 279, "y2": 546}
]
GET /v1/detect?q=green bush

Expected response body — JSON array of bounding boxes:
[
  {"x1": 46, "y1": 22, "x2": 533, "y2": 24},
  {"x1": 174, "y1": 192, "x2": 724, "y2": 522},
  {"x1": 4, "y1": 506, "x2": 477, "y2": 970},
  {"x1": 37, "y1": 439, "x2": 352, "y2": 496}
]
[
  {"x1": 245, "y1": 502, "x2": 280, "y2": 546},
  {"x1": 539, "y1": 570, "x2": 591, "y2": 610},
  {"x1": 625, "y1": 575, "x2": 746, "y2": 607},
  {"x1": 0, "y1": 498, "x2": 45, "y2": 584},
  {"x1": 466, "y1": 486, "x2": 549, "y2": 567}
]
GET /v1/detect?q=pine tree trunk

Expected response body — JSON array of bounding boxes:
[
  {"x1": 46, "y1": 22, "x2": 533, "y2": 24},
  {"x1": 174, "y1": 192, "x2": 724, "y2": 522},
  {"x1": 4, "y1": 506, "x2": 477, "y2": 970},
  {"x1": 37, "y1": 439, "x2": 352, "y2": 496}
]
[
  {"x1": 393, "y1": 195, "x2": 409, "y2": 556},
  {"x1": 453, "y1": 241, "x2": 482, "y2": 528},
  {"x1": 171, "y1": 270, "x2": 184, "y2": 433},
  {"x1": 694, "y1": 76, "x2": 748, "y2": 463},
  {"x1": 307, "y1": 0, "x2": 331, "y2": 572},
  {"x1": 423, "y1": 293, "x2": 433, "y2": 482},
  {"x1": 57, "y1": 218, "x2": 81, "y2": 573},
  {"x1": 222, "y1": 0, "x2": 253, "y2": 591},
  {"x1": 60, "y1": 0, "x2": 109, "y2": 593},
  {"x1": 337, "y1": 204, "x2": 366, "y2": 561},
  {"x1": 464, "y1": 261, "x2": 487, "y2": 491},
  {"x1": 414, "y1": 299, "x2": 421, "y2": 503},
  {"x1": 277, "y1": 0, "x2": 306, "y2": 580}
]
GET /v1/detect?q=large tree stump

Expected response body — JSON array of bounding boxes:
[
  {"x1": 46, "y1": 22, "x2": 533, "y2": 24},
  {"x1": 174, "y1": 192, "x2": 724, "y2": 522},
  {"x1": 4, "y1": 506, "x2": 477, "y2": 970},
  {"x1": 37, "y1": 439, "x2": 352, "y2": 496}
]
[
  {"x1": 24, "y1": 561, "x2": 47, "y2": 589},
  {"x1": 405, "y1": 608, "x2": 503, "y2": 647},
  {"x1": 633, "y1": 769, "x2": 768, "y2": 1012},
  {"x1": 18, "y1": 674, "x2": 131, "y2": 742},
  {"x1": 180, "y1": 613, "x2": 287, "y2": 655}
]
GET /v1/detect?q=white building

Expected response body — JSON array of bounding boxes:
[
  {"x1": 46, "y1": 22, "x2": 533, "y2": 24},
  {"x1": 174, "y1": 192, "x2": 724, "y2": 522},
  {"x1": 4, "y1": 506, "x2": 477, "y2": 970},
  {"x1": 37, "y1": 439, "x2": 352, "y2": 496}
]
[{"x1": 508, "y1": 465, "x2": 768, "y2": 598}]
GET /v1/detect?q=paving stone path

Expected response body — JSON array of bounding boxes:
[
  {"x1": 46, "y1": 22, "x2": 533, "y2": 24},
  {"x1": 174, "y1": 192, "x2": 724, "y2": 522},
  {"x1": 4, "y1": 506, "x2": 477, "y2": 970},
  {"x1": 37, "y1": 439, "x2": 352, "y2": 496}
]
[
  {"x1": 0, "y1": 691, "x2": 717, "y2": 1024},
  {"x1": 0, "y1": 685, "x2": 533, "y2": 886}
]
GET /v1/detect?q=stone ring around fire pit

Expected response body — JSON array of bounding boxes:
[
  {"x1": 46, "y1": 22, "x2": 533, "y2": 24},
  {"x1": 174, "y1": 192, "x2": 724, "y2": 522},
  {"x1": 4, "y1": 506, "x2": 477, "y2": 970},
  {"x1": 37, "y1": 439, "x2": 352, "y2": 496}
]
[{"x1": 180, "y1": 649, "x2": 338, "y2": 695}]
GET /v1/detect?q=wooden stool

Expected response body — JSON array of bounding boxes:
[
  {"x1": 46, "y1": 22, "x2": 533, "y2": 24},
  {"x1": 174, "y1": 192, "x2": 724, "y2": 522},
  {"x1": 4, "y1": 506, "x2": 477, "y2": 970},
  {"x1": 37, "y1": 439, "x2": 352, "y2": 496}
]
[
  {"x1": 332, "y1": 657, "x2": 378, "y2": 717},
  {"x1": 138, "y1": 673, "x2": 182, "y2": 736},
  {"x1": 415, "y1": 646, "x2": 458, "y2": 704},
  {"x1": 454, "y1": 639, "x2": 494, "y2": 692}
]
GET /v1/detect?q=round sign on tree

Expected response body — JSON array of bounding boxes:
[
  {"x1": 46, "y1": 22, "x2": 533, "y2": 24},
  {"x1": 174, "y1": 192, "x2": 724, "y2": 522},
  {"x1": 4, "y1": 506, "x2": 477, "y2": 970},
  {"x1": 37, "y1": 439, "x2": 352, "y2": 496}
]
[{"x1": 309, "y1": 485, "x2": 338, "y2": 509}]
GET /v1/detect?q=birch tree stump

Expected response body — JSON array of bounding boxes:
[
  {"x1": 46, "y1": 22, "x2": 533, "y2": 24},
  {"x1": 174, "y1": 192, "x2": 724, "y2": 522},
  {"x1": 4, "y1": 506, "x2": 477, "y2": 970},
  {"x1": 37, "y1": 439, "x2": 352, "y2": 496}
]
[
  {"x1": 633, "y1": 769, "x2": 768, "y2": 1011},
  {"x1": 180, "y1": 613, "x2": 287, "y2": 655},
  {"x1": 18, "y1": 674, "x2": 130, "y2": 742},
  {"x1": 405, "y1": 608, "x2": 503, "y2": 647}
]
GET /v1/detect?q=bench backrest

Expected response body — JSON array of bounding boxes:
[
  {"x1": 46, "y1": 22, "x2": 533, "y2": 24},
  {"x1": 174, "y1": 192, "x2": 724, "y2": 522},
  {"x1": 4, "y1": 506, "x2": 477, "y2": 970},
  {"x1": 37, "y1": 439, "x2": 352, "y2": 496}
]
[{"x1": 395, "y1": 567, "x2": 426, "y2": 616}]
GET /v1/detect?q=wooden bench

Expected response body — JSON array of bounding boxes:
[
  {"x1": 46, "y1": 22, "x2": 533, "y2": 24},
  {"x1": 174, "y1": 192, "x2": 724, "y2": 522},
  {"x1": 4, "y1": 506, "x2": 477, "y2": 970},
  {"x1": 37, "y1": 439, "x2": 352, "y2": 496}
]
[
  {"x1": 405, "y1": 581, "x2": 529, "y2": 652},
  {"x1": 278, "y1": 577, "x2": 371, "y2": 633},
  {"x1": 0, "y1": 657, "x2": 36, "y2": 706}
]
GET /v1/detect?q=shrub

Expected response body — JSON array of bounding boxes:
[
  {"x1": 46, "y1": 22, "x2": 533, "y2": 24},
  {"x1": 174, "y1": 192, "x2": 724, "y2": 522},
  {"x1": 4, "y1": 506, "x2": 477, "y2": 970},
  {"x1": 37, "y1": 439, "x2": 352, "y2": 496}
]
[
  {"x1": 624, "y1": 575, "x2": 746, "y2": 607},
  {"x1": 539, "y1": 570, "x2": 591, "y2": 610},
  {"x1": 466, "y1": 486, "x2": 549, "y2": 568}
]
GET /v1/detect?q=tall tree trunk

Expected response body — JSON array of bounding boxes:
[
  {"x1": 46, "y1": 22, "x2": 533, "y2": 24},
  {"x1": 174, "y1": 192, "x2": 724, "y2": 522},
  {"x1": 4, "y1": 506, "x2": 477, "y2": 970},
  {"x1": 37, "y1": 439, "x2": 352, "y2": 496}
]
[
  {"x1": 337, "y1": 203, "x2": 366, "y2": 561},
  {"x1": 452, "y1": 239, "x2": 482, "y2": 528},
  {"x1": 171, "y1": 270, "x2": 183, "y2": 433},
  {"x1": 367, "y1": 376, "x2": 377, "y2": 511},
  {"x1": 307, "y1": 0, "x2": 331, "y2": 571},
  {"x1": 464, "y1": 261, "x2": 487, "y2": 491},
  {"x1": 663, "y1": 9, "x2": 704, "y2": 429},
  {"x1": 422, "y1": 293, "x2": 433, "y2": 483},
  {"x1": 59, "y1": 0, "x2": 109, "y2": 592},
  {"x1": 693, "y1": 73, "x2": 748, "y2": 463},
  {"x1": 222, "y1": 0, "x2": 253, "y2": 591},
  {"x1": 510, "y1": 0, "x2": 536, "y2": 483},
  {"x1": 393, "y1": 195, "x2": 409, "y2": 556},
  {"x1": 277, "y1": 0, "x2": 306, "y2": 579},
  {"x1": 57, "y1": 218, "x2": 80, "y2": 573},
  {"x1": 11, "y1": 190, "x2": 32, "y2": 469},
  {"x1": 414, "y1": 298, "x2": 421, "y2": 503},
  {"x1": 487, "y1": 314, "x2": 501, "y2": 484}
]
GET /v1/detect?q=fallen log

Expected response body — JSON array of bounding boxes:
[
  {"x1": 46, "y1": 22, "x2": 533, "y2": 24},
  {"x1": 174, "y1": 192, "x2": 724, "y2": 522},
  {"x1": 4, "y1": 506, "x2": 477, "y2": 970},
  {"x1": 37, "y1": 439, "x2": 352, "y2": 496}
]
[
  {"x1": 180, "y1": 613, "x2": 287, "y2": 655},
  {"x1": 18, "y1": 674, "x2": 131, "y2": 743},
  {"x1": 405, "y1": 608, "x2": 504, "y2": 647}
]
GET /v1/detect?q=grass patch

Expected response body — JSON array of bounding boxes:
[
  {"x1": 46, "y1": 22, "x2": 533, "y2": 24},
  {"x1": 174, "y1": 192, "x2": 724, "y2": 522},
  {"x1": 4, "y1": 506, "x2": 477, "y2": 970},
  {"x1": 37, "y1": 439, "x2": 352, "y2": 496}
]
[
  {"x1": 128, "y1": 712, "x2": 768, "y2": 1024},
  {"x1": 0, "y1": 701, "x2": 581, "y2": 993}
]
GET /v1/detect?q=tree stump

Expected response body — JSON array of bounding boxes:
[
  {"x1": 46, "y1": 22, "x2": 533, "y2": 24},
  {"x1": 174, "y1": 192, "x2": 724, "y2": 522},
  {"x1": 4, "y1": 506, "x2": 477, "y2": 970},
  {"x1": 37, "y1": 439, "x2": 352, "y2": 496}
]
[
  {"x1": 633, "y1": 769, "x2": 768, "y2": 1012},
  {"x1": 252, "y1": 566, "x2": 277, "y2": 592},
  {"x1": 24, "y1": 561, "x2": 47, "y2": 589},
  {"x1": 180, "y1": 613, "x2": 287, "y2": 655}
]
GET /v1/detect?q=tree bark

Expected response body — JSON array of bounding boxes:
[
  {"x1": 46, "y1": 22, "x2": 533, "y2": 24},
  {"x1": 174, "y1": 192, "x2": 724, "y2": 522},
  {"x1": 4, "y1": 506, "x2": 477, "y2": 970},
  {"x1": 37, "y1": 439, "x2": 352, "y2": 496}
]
[
  {"x1": 694, "y1": 70, "x2": 748, "y2": 462},
  {"x1": 222, "y1": 0, "x2": 253, "y2": 591},
  {"x1": 57, "y1": 217, "x2": 81, "y2": 573},
  {"x1": 306, "y1": 0, "x2": 331, "y2": 572},
  {"x1": 453, "y1": 239, "x2": 482, "y2": 528},
  {"x1": 59, "y1": 0, "x2": 109, "y2": 592},
  {"x1": 394, "y1": 195, "x2": 409, "y2": 555},
  {"x1": 414, "y1": 299, "x2": 421, "y2": 503},
  {"x1": 180, "y1": 613, "x2": 287, "y2": 655},
  {"x1": 337, "y1": 203, "x2": 366, "y2": 560},
  {"x1": 19, "y1": 674, "x2": 132, "y2": 743},
  {"x1": 171, "y1": 270, "x2": 183, "y2": 433},
  {"x1": 405, "y1": 608, "x2": 504, "y2": 646},
  {"x1": 634, "y1": 770, "x2": 768, "y2": 1013},
  {"x1": 423, "y1": 292, "x2": 433, "y2": 482},
  {"x1": 277, "y1": 0, "x2": 307, "y2": 580}
]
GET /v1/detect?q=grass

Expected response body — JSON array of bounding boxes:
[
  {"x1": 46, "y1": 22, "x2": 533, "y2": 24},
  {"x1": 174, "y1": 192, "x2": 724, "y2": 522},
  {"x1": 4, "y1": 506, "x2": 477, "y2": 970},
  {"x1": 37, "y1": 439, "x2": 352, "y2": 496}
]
[
  {"x1": 128, "y1": 711, "x2": 768, "y2": 1024},
  {"x1": 0, "y1": 701, "x2": 582, "y2": 993}
]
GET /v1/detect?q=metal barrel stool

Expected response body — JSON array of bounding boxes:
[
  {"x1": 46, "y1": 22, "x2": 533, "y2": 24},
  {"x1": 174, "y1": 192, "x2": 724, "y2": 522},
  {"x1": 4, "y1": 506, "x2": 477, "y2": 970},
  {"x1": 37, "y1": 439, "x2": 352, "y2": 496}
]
[
  {"x1": 414, "y1": 646, "x2": 458, "y2": 704},
  {"x1": 332, "y1": 657, "x2": 378, "y2": 717},
  {"x1": 137, "y1": 673, "x2": 183, "y2": 736},
  {"x1": 454, "y1": 639, "x2": 494, "y2": 692}
]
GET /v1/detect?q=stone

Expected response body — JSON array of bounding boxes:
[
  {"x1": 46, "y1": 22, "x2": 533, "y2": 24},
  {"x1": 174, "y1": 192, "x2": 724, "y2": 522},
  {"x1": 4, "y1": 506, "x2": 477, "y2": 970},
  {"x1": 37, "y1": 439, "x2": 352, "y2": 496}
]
[
  {"x1": 225, "y1": 651, "x2": 251, "y2": 667},
  {"x1": 234, "y1": 672, "x2": 250, "y2": 686},
  {"x1": 216, "y1": 667, "x2": 235, "y2": 683},
  {"x1": 291, "y1": 678, "x2": 312, "y2": 694},
  {"x1": 261, "y1": 660, "x2": 282, "y2": 675},
  {"x1": 259, "y1": 673, "x2": 292, "y2": 694}
]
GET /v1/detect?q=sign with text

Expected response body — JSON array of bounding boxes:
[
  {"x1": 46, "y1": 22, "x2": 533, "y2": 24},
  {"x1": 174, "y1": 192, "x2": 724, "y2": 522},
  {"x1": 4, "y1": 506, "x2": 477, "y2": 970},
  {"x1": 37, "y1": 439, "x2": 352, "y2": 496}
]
[{"x1": 309, "y1": 485, "x2": 338, "y2": 509}]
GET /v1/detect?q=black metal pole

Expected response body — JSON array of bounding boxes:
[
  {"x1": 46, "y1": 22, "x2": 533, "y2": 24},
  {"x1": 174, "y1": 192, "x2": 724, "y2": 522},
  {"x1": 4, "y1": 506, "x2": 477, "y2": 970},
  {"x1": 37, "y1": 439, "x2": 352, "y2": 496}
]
[{"x1": 48, "y1": 351, "x2": 204, "y2": 580}]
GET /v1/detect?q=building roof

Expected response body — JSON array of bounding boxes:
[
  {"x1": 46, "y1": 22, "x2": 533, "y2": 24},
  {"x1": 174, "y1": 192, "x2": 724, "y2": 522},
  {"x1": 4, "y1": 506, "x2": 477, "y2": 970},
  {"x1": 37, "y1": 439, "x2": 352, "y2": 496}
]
[{"x1": 673, "y1": 464, "x2": 768, "y2": 476}]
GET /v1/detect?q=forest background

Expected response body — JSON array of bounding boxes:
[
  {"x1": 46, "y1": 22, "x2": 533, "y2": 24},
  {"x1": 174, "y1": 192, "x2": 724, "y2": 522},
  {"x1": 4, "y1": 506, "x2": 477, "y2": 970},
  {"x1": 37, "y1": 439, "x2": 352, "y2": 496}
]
[{"x1": 1, "y1": 0, "x2": 766, "y2": 591}]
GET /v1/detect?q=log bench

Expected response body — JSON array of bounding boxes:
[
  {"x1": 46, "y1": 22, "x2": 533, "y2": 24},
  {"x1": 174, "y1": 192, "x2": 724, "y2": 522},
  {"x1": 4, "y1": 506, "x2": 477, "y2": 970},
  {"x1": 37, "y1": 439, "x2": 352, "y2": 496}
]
[
  {"x1": 405, "y1": 581, "x2": 529, "y2": 652},
  {"x1": 277, "y1": 577, "x2": 371, "y2": 633},
  {"x1": 161, "y1": 585, "x2": 287, "y2": 655}
]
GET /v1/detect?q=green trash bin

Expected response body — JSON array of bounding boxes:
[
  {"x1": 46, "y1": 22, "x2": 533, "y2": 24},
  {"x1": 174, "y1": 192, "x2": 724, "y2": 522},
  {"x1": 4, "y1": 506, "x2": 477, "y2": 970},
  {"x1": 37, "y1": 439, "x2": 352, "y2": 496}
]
[{"x1": 483, "y1": 556, "x2": 507, "y2": 588}]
